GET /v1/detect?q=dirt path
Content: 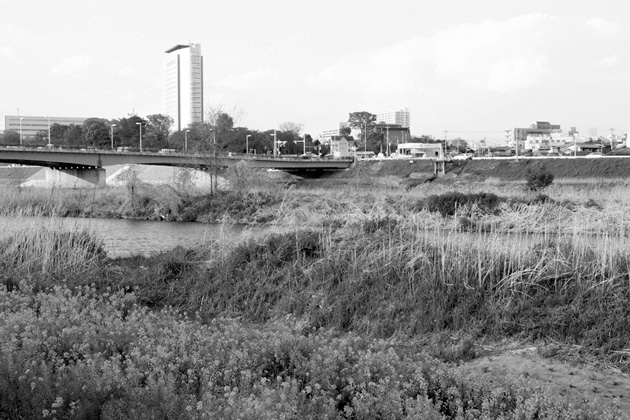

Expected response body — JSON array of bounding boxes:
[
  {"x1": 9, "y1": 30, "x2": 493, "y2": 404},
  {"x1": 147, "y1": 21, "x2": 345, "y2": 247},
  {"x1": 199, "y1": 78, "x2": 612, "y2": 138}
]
[{"x1": 466, "y1": 344, "x2": 630, "y2": 415}]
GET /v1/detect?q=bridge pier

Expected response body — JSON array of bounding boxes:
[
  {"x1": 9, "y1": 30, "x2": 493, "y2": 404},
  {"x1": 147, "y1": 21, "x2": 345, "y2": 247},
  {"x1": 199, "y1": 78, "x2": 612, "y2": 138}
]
[
  {"x1": 46, "y1": 168, "x2": 106, "y2": 188},
  {"x1": 433, "y1": 160, "x2": 446, "y2": 177}
]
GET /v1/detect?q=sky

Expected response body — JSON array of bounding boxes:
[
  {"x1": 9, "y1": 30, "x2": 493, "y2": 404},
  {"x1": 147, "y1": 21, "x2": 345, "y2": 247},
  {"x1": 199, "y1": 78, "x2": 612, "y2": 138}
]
[{"x1": 1, "y1": 0, "x2": 629, "y2": 144}]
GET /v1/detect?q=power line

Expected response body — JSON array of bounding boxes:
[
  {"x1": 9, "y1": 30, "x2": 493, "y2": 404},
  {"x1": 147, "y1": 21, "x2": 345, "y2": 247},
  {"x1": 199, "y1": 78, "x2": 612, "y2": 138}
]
[{"x1": 446, "y1": 131, "x2": 505, "y2": 134}]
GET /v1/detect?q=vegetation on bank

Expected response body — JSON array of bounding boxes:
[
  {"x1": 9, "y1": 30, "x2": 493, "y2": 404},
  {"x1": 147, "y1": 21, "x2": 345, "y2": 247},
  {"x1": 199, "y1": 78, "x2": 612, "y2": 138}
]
[
  {"x1": 2, "y1": 285, "x2": 621, "y2": 419},
  {"x1": 2, "y1": 181, "x2": 630, "y2": 417},
  {"x1": 0, "y1": 184, "x2": 285, "y2": 224}
]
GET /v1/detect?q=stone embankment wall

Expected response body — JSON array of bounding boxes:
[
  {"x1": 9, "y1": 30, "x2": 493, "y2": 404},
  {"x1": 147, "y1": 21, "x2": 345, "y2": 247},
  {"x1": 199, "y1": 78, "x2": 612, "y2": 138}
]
[{"x1": 336, "y1": 158, "x2": 630, "y2": 183}]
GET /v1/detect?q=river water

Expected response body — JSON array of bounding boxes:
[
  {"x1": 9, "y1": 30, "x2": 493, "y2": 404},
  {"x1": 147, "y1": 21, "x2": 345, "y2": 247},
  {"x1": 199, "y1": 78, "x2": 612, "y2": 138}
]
[{"x1": 0, "y1": 216, "x2": 257, "y2": 258}]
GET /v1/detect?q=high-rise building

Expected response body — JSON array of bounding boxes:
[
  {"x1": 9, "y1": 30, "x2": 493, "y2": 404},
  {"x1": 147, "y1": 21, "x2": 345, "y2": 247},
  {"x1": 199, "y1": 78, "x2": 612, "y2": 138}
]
[
  {"x1": 164, "y1": 43, "x2": 204, "y2": 132},
  {"x1": 376, "y1": 108, "x2": 410, "y2": 128}
]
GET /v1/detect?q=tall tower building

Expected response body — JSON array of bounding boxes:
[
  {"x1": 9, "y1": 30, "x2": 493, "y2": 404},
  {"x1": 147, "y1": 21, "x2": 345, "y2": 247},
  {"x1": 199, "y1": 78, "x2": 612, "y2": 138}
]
[{"x1": 164, "y1": 43, "x2": 204, "y2": 132}]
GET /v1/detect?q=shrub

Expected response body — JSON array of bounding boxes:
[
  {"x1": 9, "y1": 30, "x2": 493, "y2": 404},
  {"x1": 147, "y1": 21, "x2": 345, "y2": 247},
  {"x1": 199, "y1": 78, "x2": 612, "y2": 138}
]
[
  {"x1": 526, "y1": 165, "x2": 554, "y2": 192},
  {"x1": 423, "y1": 191, "x2": 502, "y2": 216}
]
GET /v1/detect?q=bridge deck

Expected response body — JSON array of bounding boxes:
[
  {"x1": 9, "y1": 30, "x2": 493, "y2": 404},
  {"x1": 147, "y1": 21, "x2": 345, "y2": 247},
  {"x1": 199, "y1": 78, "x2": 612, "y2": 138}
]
[{"x1": 0, "y1": 148, "x2": 354, "y2": 172}]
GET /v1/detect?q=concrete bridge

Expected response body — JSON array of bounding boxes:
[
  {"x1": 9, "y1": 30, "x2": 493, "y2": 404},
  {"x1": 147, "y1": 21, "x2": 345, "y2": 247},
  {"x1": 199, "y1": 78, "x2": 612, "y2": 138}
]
[{"x1": 0, "y1": 147, "x2": 354, "y2": 187}]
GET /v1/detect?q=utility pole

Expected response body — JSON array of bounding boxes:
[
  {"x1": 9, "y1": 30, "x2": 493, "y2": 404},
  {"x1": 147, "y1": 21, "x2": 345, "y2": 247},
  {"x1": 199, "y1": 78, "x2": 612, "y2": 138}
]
[
  {"x1": 443, "y1": 130, "x2": 448, "y2": 156},
  {"x1": 273, "y1": 129, "x2": 277, "y2": 158},
  {"x1": 213, "y1": 129, "x2": 218, "y2": 194},
  {"x1": 609, "y1": 128, "x2": 615, "y2": 150},
  {"x1": 364, "y1": 121, "x2": 367, "y2": 155}
]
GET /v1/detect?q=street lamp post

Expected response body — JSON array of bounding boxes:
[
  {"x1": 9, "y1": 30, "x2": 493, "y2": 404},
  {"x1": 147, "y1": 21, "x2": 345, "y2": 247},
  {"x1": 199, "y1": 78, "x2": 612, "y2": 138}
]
[
  {"x1": 296, "y1": 136, "x2": 306, "y2": 155},
  {"x1": 185, "y1": 129, "x2": 190, "y2": 152},
  {"x1": 272, "y1": 130, "x2": 277, "y2": 158},
  {"x1": 136, "y1": 122, "x2": 143, "y2": 152},
  {"x1": 110, "y1": 124, "x2": 117, "y2": 150},
  {"x1": 246, "y1": 134, "x2": 251, "y2": 155},
  {"x1": 364, "y1": 121, "x2": 367, "y2": 156},
  {"x1": 47, "y1": 116, "x2": 51, "y2": 146},
  {"x1": 19, "y1": 117, "x2": 23, "y2": 146}
]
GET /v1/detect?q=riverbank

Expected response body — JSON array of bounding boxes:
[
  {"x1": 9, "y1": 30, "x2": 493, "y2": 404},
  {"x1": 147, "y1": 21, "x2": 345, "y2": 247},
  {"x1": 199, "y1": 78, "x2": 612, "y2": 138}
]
[
  {"x1": 3, "y1": 165, "x2": 630, "y2": 417},
  {"x1": 2, "y1": 203, "x2": 630, "y2": 417},
  {"x1": 4, "y1": 157, "x2": 630, "y2": 225}
]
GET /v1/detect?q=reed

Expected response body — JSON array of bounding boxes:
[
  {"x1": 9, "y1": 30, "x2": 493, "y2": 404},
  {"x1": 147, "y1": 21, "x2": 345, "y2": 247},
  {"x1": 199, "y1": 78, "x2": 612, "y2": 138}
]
[
  {"x1": 0, "y1": 216, "x2": 105, "y2": 290},
  {"x1": 2, "y1": 186, "x2": 630, "y2": 416},
  {"x1": 103, "y1": 206, "x2": 630, "y2": 369}
]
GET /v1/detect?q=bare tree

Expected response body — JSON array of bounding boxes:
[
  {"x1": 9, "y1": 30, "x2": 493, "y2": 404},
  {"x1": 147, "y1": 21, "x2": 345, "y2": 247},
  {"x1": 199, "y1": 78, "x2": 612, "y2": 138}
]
[
  {"x1": 278, "y1": 121, "x2": 304, "y2": 135},
  {"x1": 193, "y1": 104, "x2": 246, "y2": 195},
  {"x1": 205, "y1": 103, "x2": 245, "y2": 128}
]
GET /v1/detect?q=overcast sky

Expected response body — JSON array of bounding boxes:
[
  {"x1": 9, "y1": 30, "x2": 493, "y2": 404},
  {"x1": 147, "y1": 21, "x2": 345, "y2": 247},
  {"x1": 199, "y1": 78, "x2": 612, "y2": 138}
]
[{"x1": 1, "y1": 0, "x2": 628, "y2": 143}]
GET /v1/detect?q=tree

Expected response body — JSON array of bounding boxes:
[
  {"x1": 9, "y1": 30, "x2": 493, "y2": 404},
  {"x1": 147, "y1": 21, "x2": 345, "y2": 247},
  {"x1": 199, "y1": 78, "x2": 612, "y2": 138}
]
[
  {"x1": 277, "y1": 130, "x2": 299, "y2": 154},
  {"x1": 50, "y1": 124, "x2": 68, "y2": 145},
  {"x1": 64, "y1": 124, "x2": 83, "y2": 146},
  {"x1": 28, "y1": 131, "x2": 48, "y2": 146},
  {"x1": 368, "y1": 130, "x2": 386, "y2": 154},
  {"x1": 448, "y1": 138, "x2": 469, "y2": 153},
  {"x1": 411, "y1": 135, "x2": 438, "y2": 143},
  {"x1": 215, "y1": 113, "x2": 234, "y2": 135},
  {"x1": 145, "y1": 114, "x2": 174, "y2": 149},
  {"x1": 348, "y1": 111, "x2": 376, "y2": 149},
  {"x1": 278, "y1": 121, "x2": 304, "y2": 135},
  {"x1": 114, "y1": 115, "x2": 145, "y2": 148},
  {"x1": 83, "y1": 118, "x2": 110, "y2": 148},
  {"x1": 339, "y1": 126, "x2": 352, "y2": 136},
  {"x1": 168, "y1": 131, "x2": 186, "y2": 151},
  {"x1": 194, "y1": 105, "x2": 243, "y2": 195},
  {"x1": 187, "y1": 121, "x2": 213, "y2": 152},
  {"x1": 245, "y1": 131, "x2": 272, "y2": 155},
  {"x1": 195, "y1": 105, "x2": 240, "y2": 152},
  {"x1": 1, "y1": 130, "x2": 20, "y2": 145}
]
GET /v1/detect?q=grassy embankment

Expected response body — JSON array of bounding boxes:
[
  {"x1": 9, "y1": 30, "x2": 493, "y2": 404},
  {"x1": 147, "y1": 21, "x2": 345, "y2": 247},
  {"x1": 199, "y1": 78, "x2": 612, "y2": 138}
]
[{"x1": 2, "y1": 168, "x2": 630, "y2": 418}]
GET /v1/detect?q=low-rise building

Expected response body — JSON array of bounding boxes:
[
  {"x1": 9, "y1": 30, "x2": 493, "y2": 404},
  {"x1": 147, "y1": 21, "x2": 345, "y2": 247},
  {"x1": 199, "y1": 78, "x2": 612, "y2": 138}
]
[
  {"x1": 5, "y1": 115, "x2": 88, "y2": 140},
  {"x1": 574, "y1": 142, "x2": 603, "y2": 153},
  {"x1": 373, "y1": 123, "x2": 411, "y2": 146},
  {"x1": 513, "y1": 121, "x2": 562, "y2": 152},
  {"x1": 330, "y1": 136, "x2": 352, "y2": 158},
  {"x1": 392, "y1": 142, "x2": 444, "y2": 159}
]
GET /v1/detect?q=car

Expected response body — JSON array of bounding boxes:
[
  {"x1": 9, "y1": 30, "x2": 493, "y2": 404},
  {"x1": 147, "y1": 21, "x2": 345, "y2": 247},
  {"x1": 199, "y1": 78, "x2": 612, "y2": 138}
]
[
  {"x1": 585, "y1": 152, "x2": 604, "y2": 158},
  {"x1": 452, "y1": 154, "x2": 472, "y2": 161}
]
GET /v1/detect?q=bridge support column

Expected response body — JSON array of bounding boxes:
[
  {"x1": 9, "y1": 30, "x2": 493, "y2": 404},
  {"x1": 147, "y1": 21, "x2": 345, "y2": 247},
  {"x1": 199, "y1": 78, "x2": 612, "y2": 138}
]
[
  {"x1": 46, "y1": 168, "x2": 106, "y2": 188},
  {"x1": 433, "y1": 161, "x2": 445, "y2": 177}
]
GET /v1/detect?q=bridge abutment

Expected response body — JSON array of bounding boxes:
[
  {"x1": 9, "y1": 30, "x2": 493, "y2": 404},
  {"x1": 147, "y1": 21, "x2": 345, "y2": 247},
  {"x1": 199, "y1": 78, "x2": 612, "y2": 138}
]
[{"x1": 46, "y1": 168, "x2": 106, "y2": 188}]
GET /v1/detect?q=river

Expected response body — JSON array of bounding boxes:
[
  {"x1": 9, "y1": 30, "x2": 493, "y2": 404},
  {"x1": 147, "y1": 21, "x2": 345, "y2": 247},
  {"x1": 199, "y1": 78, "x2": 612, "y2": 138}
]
[{"x1": 0, "y1": 216, "x2": 257, "y2": 258}]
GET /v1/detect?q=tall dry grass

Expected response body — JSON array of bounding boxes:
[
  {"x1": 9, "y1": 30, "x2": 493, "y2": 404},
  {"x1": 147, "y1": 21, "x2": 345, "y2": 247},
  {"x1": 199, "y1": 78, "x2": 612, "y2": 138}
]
[
  {"x1": 104, "y1": 202, "x2": 630, "y2": 367},
  {"x1": 0, "y1": 215, "x2": 105, "y2": 290}
]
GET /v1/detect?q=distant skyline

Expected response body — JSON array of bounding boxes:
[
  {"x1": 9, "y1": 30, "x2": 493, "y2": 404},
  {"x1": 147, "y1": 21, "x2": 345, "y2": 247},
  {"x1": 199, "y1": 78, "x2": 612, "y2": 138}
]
[{"x1": 1, "y1": 0, "x2": 629, "y2": 143}]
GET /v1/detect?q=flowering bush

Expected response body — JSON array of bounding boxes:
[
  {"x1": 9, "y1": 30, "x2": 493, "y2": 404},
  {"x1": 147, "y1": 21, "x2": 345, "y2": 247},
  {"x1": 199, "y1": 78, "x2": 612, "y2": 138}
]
[{"x1": 0, "y1": 286, "x2": 623, "y2": 419}]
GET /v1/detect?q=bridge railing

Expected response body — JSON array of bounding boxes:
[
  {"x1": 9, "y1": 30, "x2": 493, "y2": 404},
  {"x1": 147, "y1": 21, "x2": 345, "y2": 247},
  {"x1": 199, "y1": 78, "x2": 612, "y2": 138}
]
[{"x1": 0, "y1": 145, "x2": 357, "y2": 162}]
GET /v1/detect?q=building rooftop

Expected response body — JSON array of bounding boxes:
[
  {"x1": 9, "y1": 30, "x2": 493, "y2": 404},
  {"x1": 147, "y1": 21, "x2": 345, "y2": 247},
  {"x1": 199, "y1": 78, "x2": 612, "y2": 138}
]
[{"x1": 165, "y1": 44, "x2": 190, "y2": 54}]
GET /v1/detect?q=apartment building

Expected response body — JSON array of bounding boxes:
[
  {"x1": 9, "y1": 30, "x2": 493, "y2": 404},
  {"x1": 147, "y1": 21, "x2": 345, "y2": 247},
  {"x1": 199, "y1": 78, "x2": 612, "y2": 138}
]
[{"x1": 376, "y1": 108, "x2": 410, "y2": 128}]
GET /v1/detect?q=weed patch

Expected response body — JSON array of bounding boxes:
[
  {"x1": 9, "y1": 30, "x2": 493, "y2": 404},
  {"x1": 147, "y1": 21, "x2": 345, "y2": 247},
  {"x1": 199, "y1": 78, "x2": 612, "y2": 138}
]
[{"x1": 420, "y1": 191, "x2": 503, "y2": 216}]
